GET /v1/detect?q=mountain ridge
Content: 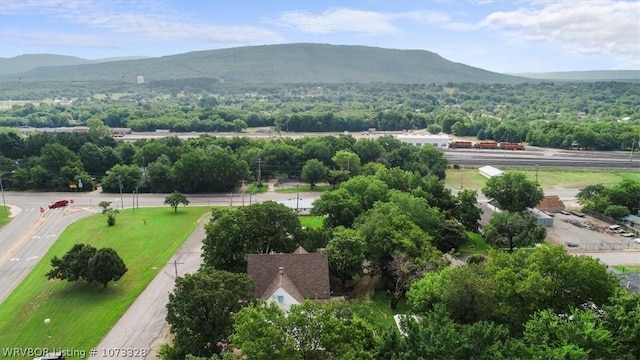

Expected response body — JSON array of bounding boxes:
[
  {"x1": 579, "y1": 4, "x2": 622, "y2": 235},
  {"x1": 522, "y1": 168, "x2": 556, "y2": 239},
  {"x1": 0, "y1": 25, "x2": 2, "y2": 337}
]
[{"x1": 1, "y1": 43, "x2": 636, "y2": 84}]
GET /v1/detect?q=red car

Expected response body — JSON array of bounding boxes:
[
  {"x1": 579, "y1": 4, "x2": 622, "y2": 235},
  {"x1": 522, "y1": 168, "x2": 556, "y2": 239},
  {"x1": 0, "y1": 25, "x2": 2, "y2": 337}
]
[{"x1": 48, "y1": 200, "x2": 69, "y2": 209}]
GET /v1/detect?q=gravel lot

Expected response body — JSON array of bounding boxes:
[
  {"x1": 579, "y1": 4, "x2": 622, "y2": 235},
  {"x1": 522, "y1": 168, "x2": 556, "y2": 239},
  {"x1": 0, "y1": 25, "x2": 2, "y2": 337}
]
[{"x1": 547, "y1": 213, "x2": 640, "y2": 251}]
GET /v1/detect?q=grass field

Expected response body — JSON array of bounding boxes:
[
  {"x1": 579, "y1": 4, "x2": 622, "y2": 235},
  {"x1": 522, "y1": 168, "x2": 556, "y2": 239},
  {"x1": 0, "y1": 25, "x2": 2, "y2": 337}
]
[
  {"x1": 445, "y1": 168, "x2": 640, "y2": 190},
  {"x1": 349, "y1": 292, "x2": 410, "y2": 330},
  {"x1": 299, "y1": 215, "x2": 324, "y2": 229},
  {"x1": 0, "y1": 206, "x2": 10, "y2": 228},
  {"x1": 245, "y1": 183, "x2": 268, "y2": 194},
  {"x1": 459, "y1": 232, "x2": 490, "y2": 255},
  {"x1": 613, "y1": 265, "x2": 640, "y2": 273},
  {"x1": 0, "y1": 207, "x2": 211, "y2": 358}
]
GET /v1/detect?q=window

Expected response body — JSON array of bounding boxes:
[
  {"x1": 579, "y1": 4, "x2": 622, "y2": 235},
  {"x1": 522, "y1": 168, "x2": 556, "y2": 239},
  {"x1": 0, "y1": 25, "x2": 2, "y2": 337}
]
[{"x1": 277, "y1": 295, "x2": 284, "y2": 304}]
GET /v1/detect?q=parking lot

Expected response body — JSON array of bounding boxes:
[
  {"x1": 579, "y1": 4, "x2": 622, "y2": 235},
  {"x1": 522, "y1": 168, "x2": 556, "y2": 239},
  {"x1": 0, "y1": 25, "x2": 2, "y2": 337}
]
[{"x1": 546, "y1": 213, "x2": 640, "y2": 251}]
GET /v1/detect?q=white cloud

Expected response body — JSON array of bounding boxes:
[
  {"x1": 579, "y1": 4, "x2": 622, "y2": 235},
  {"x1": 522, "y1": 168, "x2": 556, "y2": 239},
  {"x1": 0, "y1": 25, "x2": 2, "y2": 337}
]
[
  {"x1": 277, "y1": 8, "x2": 398, "y2": 34},
  {"x1": 0, "y1": 0, "x2": 283, "y2": 46},
  {"x1": 1, "y1": 29, "x2": 118, "y2": 49},
  {"x1": 480, "y1": 1, "x2": 640, "y2": 68}
]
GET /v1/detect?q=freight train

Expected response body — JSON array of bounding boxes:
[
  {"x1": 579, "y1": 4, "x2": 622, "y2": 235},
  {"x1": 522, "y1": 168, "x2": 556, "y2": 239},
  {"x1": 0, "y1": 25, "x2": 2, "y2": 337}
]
[{"x1": 448, "y1": 140, "x2": 525, "y2": 150}]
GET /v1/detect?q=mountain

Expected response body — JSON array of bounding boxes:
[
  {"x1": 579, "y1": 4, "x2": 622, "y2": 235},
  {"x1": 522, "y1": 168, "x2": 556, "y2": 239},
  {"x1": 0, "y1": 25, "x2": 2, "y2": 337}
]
[
  {"x1": 0, "y1": 54, "x2": 96, "y2": 75},
  {"x1": 513, "y1": 70, "x2": 640, "y2": 82},
  {"x1": 0, "y1": 54, "x2": 153, "y2": 75},
  {"x1": 1, "y1": 43, "x2": 526, "y2": 84}
]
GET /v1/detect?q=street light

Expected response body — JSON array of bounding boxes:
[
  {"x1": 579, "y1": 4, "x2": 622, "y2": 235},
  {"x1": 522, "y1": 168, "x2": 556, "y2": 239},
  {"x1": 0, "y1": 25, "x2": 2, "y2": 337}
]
[
  {"x1": 0, "y1": 173, "x2": 7, "y2": 214},
  {"x1": 44, "y1": 318, "x2": 51, "y2": 338}
]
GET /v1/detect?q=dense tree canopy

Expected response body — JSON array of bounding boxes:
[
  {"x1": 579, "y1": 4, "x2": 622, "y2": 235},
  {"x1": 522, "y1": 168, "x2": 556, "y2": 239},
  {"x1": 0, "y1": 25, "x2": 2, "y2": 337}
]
[{"x1": 202, "y1": 201, "x2": 302, "y2": 272}]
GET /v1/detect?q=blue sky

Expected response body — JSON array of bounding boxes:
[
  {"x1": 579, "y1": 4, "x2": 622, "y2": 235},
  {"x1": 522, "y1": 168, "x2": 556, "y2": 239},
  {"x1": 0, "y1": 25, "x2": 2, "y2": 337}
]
[{"x1": 0, "y1": 0, "x2": 638, "y2": 73}]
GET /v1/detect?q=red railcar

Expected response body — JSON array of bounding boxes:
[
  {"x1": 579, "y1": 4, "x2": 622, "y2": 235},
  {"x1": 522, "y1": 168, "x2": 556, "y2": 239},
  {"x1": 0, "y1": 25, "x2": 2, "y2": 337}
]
[
  {"x1": 499, "y1": 142, "x2": 525, "y2": 150},
  {"x1": 449, "y1": 141, "x2": 473, "y2": 149},
  {"x1": 473, "y1": 141, "x2": 498, "y2": 149}
]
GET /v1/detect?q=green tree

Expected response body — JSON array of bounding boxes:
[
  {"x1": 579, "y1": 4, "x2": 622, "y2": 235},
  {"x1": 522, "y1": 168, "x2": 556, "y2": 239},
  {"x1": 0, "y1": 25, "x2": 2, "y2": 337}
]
[
  {"x1": 202, "y1": 201, "x2": 302, "y2": 272},
  {"x1": 87, "y1": 247, "x2": 128, "y2": 288},
  {"x1": 604, "y1": 204, "x2": 630, "y2": 220},
  {"x1": 325, "y1": 227, "x2": 366, "y2": 291},
  {"x1": 230, "y1": 302, "x2": 300, "y2": 360},
  {"x1": 165, "y1": 268, "x2": 254, "y2": 359},
  {"x1": 45, "y1": 243, "x2": 97, "y2": 283},
  {"x1": 602, "y1": 292, "x2": 640, "y2": 360},
  {"x1": 522, "y1": 308, "x2": 617, "y2": 360},
  {"x1": 165, "y1": 191, "x2": 190, "y2": 212},
  {"x1": 378, "y1": 305, "x2": 521, "y2": 360},
  {"x1": 454, "y1": 189, "x2": 483, "y2": 231},
  {"x1": 482, "y1": 172, "x2": 544, "y2": 213},
  {"x1": 483, "y1": 211, "x2": 546, "y2": 252},
  {"x1": 98, "y1": 200, "x2": 119, "y2": 226},
  {"x1": 300, "y1": 159, "x2": 328, "y2": 189},
  {"x1": 332, "y1": 149, "x2": 361, "y2": 176}
]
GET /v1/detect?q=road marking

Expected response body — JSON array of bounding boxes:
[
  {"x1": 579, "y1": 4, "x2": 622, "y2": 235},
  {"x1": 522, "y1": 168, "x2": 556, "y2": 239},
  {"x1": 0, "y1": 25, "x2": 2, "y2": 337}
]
[{"x1": 0, "y1": 217, "x2": 47, "y2": 267}]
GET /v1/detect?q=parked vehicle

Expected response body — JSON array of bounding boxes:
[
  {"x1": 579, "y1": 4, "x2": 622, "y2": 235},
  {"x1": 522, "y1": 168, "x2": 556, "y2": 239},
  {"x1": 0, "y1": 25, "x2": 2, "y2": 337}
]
[{"x1": 48, "y1": 200, "x2": 69, "y2": 209}]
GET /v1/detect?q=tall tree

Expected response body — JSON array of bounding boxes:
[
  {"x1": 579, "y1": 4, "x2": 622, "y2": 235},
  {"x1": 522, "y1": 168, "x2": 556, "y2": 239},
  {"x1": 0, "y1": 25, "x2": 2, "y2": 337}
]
[
  {"x1": 482, "y1": 172, "x2": 544, "y2": 213},
  {"x1": 483, "y1": 211, "x2": 546, "y2": 252},
  {"x1": 165, "y1": 191, "x2": 190, "y2": 212},
  {"x1": 87, "y1": 247, "x2": 128, "y2": 288},
  {"x1": 165, "y1": 268, "x2": 254, "y2": 359},
  {"x1": 300, "y1": 158, "x2": 328, "y2": 189},
  {"x1": 325, "y1": 226, "x2": 366, "y2": 290},
  {"x1": 202, "y1": 201, "x2": 302, "y2": 272}
]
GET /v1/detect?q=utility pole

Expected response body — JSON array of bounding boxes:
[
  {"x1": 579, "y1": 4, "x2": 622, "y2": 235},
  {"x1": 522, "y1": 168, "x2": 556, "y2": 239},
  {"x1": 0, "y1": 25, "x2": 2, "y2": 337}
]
[
  {"x1": 296, "y1": 183, "x2": 300, "y2": 213},
  {"x1": 172, "y1": 259, "x2": 184, "y2": 278},
  {"x1": 257, "y1": 158, "x2": 262, "y2": 184},
  {"x1": 242, "y1": 180, "x2": 245, "y2": 206},
  {"x1": 117, "y1": 174, "x2": 124, "y2": 210}
]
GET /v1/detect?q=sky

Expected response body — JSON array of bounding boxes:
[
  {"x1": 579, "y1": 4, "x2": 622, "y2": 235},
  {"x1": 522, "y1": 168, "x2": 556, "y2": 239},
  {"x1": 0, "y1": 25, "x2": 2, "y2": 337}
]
[{"x1": 0, "y1": 0, "x2": 638, "y2": 73}]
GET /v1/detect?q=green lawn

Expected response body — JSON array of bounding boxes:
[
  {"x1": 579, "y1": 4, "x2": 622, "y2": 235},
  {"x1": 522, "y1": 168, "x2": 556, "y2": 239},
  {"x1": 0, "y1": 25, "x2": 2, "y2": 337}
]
[
  {"x1": 0, "y1": 207, "x2": 211, "y2": 358},
  {"x1": 349, "y1": 292, "x2": 410, "y2": 330},
  {"x1": 299, "y1": 215, "x2": 325, "y2": 229},
  {"x1": 445, "y1": 168, "x2": 640, "y2": 191},
  {"x1": 613, "y1": 265, "x2": 640, "y2": 273},
  {"x1": 459, "y1": 232, "x2": 490, "y2": 255},
  {"x1": 0, "y1": 206, "x2": 10, "y2": 228},
  {"x1": 276, "y1": 184, "x2": 332, "y2": 193},
  {"x1": 245, "y1": 183, "x2": 269, "y2": 194}
]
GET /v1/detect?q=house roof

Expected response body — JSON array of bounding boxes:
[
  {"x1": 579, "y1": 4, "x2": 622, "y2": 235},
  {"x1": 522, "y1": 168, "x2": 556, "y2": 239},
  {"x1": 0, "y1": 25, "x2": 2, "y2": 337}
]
[
  {"x1": 536, "y1": 195, "x2": 566, "y2": 210},
  {"x1": 247, "y1": 251, "x2": 330, "y2": 300},
  {"x1": 260, "y1": 268, "x2": 305, "y2": 303}
]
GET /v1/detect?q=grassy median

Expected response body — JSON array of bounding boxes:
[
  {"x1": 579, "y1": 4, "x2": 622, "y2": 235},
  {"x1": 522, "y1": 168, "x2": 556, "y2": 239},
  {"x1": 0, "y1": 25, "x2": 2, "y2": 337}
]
[{"x1": 0, "y1": 206, "x2": 211, "y2": 358}]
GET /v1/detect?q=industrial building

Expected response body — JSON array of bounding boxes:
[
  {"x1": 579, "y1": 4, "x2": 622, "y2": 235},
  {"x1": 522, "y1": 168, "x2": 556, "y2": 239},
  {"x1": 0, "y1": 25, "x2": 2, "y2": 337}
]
[{"x1": 394, "y1": 134, "x2": 451, "y2": 149}]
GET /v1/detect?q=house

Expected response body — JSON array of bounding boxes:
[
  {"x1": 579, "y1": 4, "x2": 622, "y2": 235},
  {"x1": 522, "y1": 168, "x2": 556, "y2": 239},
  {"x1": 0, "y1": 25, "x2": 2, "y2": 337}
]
[
  {"x1": 536, "y1": 195, "x2": 566, "y2": 213},
  {"x1": 247, "y1": 246, "x2": 330, "y2": 311},
  {"x1": 478, "y1": 166, "x2": 503, "y2": 179}
]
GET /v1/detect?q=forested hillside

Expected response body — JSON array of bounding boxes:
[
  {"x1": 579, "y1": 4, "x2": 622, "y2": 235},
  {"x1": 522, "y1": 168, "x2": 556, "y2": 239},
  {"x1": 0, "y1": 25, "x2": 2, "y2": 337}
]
[{"x1": 0, "y1": 43, "x2": 524, "y2": 84}]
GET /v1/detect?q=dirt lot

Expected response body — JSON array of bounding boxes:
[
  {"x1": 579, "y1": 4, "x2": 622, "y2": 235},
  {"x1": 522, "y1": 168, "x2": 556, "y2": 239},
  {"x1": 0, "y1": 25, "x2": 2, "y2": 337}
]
[{"x1": 547, "y1": 213, "x2": 640, "y2": 251}]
